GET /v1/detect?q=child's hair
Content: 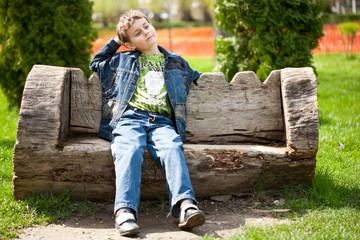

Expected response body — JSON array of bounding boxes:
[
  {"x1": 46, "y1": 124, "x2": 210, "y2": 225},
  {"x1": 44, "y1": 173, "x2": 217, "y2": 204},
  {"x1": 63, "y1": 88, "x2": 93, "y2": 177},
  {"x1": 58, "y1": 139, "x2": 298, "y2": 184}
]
[{"x1": 116, "y1": 10, "x2": 151, "y2": 45}]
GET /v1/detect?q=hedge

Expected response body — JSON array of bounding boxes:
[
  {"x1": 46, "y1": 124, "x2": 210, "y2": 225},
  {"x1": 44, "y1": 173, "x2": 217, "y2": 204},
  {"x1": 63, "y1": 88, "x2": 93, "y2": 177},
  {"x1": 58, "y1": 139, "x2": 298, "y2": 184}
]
[{"x1": 0, "y1": 0, "x2": 97, "y2": 107}]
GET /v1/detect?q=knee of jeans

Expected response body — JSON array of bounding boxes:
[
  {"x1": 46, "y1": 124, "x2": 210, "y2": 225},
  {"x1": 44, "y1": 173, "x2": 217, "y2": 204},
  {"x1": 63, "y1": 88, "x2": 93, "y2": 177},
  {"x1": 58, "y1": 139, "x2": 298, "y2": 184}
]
[
  {"x1": 111, "y1": 141, "x2": 145, "y2": 161},
  {"x1": 168, "y1": 140, "x2": 184, "y2": 152}
]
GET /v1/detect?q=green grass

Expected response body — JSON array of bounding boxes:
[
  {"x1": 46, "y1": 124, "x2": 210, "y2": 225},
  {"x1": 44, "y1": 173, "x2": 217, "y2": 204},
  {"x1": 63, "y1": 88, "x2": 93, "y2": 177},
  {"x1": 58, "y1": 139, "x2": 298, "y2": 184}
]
[
  {"x1": 222, "y1": 54, "x2": 360, "y2": 240},
  {"x1": 0, "y1": 91, "x2": 99, "y2": 240},
  {"x1": 229, "y1": 208, "x2": 360, "y2": 240},
  {"x1": 1, "y1": 54, "x2": 360, "y2": 239},
  {"x1": 184, "y1": 57, "x2": 215, "y2": 73}
]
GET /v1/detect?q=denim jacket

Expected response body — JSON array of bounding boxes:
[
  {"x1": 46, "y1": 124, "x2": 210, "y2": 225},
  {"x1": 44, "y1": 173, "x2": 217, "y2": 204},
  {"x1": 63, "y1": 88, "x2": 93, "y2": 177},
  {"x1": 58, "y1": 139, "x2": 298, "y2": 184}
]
[{"x1": 89, "y1": 38, "x2": 201, "y2": 141}]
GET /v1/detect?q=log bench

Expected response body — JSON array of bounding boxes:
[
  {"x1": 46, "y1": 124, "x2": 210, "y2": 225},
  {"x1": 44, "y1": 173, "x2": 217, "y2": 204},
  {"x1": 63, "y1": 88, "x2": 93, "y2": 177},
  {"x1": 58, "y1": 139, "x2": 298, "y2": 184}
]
[{"x1": 12, "y1": 65, "x2": 319, "y2": 201}]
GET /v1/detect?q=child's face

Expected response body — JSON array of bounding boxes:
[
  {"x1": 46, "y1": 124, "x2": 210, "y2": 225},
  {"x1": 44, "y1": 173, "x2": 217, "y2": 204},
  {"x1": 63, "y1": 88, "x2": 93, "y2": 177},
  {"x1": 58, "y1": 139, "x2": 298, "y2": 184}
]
[{"x1": 125, "y1": 17, "x2": 159, "y2": 54}]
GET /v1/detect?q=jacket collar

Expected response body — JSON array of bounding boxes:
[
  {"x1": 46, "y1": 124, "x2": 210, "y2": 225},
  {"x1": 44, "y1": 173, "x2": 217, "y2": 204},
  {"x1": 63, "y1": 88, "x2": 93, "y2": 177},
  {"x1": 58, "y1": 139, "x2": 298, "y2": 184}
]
[{"x1": 158, "y1": 46, "x2": 179, "y2": 58}]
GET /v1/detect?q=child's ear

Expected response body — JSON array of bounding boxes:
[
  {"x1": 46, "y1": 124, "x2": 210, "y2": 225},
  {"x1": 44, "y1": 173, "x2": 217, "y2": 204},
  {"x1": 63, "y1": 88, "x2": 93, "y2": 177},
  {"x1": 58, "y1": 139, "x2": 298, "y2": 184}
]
[{"x1": 125, "y1": 42, "x2": 136, "y2": 50}]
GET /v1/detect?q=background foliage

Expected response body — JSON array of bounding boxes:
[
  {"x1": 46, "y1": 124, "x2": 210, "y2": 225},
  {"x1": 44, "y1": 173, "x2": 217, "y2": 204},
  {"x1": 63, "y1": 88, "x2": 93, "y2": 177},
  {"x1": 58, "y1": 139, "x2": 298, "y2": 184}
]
[
  {"x1": 326, "y1": 13, "x2": 360, "y2": 23},
  {"x1": 214, "y1": 0, "x2": 327, "y2": 81},
  {"x1": 0, "y1": 0, "x2": 97, "y2": 107},
  {"x1": 338, "y1": 21, "x2": 359, "y2": 57}
]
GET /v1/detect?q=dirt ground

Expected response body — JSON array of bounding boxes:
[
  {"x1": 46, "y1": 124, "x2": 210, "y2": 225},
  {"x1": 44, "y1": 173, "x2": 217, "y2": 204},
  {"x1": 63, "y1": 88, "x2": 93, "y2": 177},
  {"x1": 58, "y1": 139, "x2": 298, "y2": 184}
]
[{"x1": 16, "y1": 195, "x2": 290, "y2": 240}]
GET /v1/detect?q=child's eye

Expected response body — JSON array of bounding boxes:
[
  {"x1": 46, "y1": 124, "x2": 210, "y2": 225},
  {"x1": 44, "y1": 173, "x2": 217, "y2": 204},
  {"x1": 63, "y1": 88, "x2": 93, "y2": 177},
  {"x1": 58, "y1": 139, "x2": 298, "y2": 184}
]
[
  {"x1": 135, "y1": 31, "x2": 141, "y2": 36},
  {"x1": 144, "y1": 25, "x2": 149, "y2": 29}
]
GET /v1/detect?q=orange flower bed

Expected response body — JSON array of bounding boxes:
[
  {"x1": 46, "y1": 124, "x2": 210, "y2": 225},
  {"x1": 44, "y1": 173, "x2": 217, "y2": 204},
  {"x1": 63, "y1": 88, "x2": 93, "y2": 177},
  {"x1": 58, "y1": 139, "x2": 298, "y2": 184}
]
[
  {"x1": 92, "y1": 25, "x2": 360, "y2": 57},
  {"x1": 92, "y1": 27, "x2": 214, "y2": 57},
  {"x1": 313, "y1": 23, "x2": 360, "y2": 54}
]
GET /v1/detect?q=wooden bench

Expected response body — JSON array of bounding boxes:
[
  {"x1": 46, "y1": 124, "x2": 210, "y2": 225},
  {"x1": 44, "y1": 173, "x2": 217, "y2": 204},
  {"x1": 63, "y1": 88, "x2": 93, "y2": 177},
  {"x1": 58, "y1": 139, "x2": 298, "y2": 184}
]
[{"x1": 12, "y1": 65, "x2": 319, "y2": 201}]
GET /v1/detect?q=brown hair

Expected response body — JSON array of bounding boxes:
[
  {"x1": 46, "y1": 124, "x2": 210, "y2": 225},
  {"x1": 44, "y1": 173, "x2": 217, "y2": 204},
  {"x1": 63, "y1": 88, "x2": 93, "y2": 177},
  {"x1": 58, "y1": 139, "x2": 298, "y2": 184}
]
[{"x1": 116, "y1": 10, "x2": 150, "y2": 45}]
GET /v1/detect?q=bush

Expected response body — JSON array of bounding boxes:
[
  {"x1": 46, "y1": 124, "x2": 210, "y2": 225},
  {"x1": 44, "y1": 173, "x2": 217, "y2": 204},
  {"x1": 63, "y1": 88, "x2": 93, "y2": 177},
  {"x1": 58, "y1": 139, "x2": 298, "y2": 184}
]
[
  {"x1": 0, "y1": 0, "x2": 97, "y2": 107},
  {"x1": 326, "y1": 13, "x2": 360, "y2": 24},
  {"x1": 214, "y1": 0, "x2": 327, "y2": 81},
  {"x1": 338, "y1": 22, "x2": 359, "y2": 58}
]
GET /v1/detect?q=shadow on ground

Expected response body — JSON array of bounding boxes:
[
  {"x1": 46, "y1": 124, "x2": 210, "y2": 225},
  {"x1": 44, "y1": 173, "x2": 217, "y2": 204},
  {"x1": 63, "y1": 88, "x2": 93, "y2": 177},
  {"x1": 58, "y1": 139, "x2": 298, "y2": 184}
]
[{"x1": 17, "y1": 196, "x2": 291, "y2": 240}]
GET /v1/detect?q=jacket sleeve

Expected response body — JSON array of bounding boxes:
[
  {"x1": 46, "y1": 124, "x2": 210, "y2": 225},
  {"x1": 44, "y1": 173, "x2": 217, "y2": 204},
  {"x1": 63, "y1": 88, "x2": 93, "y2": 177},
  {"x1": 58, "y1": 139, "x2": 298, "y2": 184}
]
[{"x1": 89, "y1": 38, "x2": 120, "y2": 74}]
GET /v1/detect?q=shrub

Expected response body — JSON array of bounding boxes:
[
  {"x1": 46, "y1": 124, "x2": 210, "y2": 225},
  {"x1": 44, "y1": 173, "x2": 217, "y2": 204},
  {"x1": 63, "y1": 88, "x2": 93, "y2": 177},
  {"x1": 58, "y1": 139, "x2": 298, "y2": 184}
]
[
  {"x1": 0, "y1": 0, "x2": 97, "y2": 107},
  {"x1": 338, "y1": 22, "x2": 359, "y2": 58},
  {"x1": 214, "y1": 0, "x2": 327, "y2": 81},
  {"x1": 326, "y1": 13, "x2": 360, "y2": 24}
]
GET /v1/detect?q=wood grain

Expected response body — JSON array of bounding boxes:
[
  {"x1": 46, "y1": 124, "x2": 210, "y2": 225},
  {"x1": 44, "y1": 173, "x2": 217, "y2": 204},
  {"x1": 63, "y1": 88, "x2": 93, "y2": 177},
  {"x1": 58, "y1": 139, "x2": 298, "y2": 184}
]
[
  {"x1": 186, "y1": 70, "x2": 285, "y2": 144},
  {"x1": 70, "y1": 70, "x2": 102, "y2": 133},
  {"x1": 281, "y1": 67, "x2": 319, "y2": 158}
]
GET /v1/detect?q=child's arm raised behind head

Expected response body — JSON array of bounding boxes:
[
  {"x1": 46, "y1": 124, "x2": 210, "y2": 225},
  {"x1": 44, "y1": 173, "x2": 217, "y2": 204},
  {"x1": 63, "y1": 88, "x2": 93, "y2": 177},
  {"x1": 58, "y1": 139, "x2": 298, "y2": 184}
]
[
  {"x1": 113, "y1": 36, "x2": 122, "y2": 45},
  {"x1": 89, "y1": 37, "x2": 121, "y2": 73}
]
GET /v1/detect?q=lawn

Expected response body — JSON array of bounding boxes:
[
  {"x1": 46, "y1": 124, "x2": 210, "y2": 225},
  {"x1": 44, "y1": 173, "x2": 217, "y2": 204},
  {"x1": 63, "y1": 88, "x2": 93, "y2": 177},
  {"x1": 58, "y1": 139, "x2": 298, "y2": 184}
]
[
  {"x1": 1, "y1": 54, "x2": 359, "y2": 239},
  {"x1": 225, "y1": 54, "x2": 360, "y2": 239},
  {"x1": 0, "y1": 92, "x2": 99, "y2": 239}
]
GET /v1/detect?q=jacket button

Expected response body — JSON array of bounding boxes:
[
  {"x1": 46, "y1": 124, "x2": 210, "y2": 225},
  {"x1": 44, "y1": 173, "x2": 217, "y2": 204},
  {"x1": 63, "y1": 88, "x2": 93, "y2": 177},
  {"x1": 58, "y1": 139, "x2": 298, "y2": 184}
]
[
  {"x1": 132, "y1": 80, "x2": 136, "y2": 84},
  {"x1": 124, "y1": 100, "x2": 128, "y2": 104}
]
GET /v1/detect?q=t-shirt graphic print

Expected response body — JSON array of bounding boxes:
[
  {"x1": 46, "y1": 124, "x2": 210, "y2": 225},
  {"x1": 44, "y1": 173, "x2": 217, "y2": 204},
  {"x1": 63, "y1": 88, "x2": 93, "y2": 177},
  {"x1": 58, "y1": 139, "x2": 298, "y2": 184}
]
[{"x1": 128, "y1": 53, "x2": 172, "y2": 117}]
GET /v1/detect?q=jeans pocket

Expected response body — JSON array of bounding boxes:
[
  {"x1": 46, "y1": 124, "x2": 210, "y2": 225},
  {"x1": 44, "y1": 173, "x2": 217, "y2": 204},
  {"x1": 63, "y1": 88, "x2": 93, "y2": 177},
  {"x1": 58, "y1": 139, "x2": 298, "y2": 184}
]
[{"x1": 120, "y1": 108, "x2": 136, "y2": 119}]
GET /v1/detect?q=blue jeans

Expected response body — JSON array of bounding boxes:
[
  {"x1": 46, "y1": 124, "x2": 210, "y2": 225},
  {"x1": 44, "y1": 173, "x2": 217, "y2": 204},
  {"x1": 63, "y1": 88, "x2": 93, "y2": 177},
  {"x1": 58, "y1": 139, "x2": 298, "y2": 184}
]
[{"x1": 111, "y1": 108, "x2": 196, "y2": 218}]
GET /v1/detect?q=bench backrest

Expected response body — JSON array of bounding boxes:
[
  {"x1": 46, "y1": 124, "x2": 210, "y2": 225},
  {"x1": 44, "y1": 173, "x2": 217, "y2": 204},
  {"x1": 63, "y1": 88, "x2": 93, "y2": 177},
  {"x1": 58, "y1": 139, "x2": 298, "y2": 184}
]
[
  {"x1": 15, "y1": 65, "x2": 318, "y2": 158},
  {"x1": 70, "y1": 69, "x2": 285, "y2": 145},
  {"x1": 186, "y1": 71, "x2": 284, "y2": 145}
]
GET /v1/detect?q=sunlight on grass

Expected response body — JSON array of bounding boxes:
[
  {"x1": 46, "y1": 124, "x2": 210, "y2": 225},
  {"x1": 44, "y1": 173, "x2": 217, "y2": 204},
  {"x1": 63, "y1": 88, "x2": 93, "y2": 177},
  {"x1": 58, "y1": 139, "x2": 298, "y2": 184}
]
[
  {"x1": 0, "y1": 90, "x2": 99, "y2": 239},
  {"x1": 231, "y1": 208, "x2": 360, "y2": 239},
  {"x1": 315, "y1": 54, "x2": 360, "y2": 195},
  {"x1": 0, "y1": 91, "x2": 18, "y2": 182},
  {"x1": 184, "y1": 57, "x2": 215, "y2": 73}
]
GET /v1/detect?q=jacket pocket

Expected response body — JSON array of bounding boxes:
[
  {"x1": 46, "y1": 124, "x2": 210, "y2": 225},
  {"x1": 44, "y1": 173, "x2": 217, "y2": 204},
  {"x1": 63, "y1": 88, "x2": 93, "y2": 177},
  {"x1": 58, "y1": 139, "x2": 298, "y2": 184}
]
[{"x1": 103, "y1": 73, "x2": 118, "y2": 97}]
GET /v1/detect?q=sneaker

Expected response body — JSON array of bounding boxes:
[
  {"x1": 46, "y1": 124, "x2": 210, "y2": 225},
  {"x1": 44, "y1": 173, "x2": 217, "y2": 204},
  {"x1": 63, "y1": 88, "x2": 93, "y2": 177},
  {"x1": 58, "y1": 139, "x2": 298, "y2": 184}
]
[
  {"x1": 178, "y1": 202, "x2": 205, "y2": 229},
  {"x1": 115, "y1": 208, "x2": 140, "y2": 236}
]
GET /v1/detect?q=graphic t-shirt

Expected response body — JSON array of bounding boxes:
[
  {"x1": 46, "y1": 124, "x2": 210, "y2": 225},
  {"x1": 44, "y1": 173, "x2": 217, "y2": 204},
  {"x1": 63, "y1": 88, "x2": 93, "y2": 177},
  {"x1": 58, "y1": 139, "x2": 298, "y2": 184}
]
[{"x1": 128, "y1": 53, "x2": 172, "y2": 117}]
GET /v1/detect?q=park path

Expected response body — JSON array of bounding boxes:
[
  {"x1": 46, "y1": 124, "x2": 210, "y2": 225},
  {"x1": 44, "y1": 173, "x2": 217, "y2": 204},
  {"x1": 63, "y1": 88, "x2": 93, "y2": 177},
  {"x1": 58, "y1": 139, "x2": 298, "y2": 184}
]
[{"x1": 16, "y1": 197, "x2": 290, "y2": 240}]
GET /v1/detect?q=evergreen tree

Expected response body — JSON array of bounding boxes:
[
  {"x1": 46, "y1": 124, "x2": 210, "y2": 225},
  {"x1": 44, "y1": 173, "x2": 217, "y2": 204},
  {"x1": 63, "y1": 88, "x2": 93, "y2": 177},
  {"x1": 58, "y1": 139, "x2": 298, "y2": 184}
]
[
  {"x1": 0, "y1": 0, "x2": 97, "y2": 107},
  {"x1": 214, "y1": 0, "x2": 327, "y2": 81}
]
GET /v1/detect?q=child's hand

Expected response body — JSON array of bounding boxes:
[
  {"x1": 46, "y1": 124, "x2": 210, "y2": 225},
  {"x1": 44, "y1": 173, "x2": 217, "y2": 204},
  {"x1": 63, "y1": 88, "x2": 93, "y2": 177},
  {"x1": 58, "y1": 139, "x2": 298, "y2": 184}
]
[{"x1": 114, "y1": 36, "x2": 121, "y2": 45}]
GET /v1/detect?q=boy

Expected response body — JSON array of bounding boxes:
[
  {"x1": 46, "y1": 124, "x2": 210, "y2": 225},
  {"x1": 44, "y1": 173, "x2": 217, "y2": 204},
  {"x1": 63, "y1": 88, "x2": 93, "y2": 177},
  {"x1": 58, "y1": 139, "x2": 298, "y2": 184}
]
[{"x1": 89, "y1": 10, "x2": 205, "y2": 236}]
